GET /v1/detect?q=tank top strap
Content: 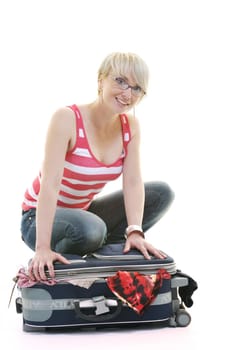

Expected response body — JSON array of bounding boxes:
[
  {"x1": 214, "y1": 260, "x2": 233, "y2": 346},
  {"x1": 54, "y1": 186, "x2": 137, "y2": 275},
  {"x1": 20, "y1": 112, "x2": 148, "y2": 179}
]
[
  {"x1": 67, "y1": 104, "x2": 87, "y2": 146},
  {"x1": 119, "y1": 114, "x2": 131, "y2": 154}
]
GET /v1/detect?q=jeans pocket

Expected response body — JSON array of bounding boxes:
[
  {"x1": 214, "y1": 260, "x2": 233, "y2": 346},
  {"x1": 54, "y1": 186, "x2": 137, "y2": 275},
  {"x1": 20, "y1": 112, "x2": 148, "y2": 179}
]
[{"x1": 21, "y1": 209, "x2": 36, "y2": 239}]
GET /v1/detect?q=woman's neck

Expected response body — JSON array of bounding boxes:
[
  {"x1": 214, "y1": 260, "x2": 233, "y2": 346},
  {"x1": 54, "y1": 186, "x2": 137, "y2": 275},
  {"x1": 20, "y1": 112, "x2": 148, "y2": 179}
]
[{"x1": 86, "y1": 100, "x2": 119, "y2": 130}]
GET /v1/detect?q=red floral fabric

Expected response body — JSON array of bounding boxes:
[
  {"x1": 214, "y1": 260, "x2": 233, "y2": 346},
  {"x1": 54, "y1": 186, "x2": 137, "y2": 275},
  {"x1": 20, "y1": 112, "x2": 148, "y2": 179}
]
[{"x1": 106, "y1": 269, "x2": 171, "y2": 314}]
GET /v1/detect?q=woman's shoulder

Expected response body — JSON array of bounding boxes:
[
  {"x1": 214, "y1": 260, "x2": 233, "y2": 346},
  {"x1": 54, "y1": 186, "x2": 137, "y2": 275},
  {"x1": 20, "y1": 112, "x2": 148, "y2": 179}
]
[
  {"x1": 51, "y1": 104, "x2": 85, "y2": 122},
  {"x1": 52, "y1": 105, "x2": 75, "y2": 118},
  {"x1": 48, "y1": 106, "x2": 77, "y2": 134}
]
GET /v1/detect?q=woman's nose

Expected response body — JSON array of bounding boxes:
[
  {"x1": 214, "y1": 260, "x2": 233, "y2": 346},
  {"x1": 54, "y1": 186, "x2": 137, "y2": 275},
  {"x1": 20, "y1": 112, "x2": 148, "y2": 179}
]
[{"x1": 121, "y1": 87, "x2": 132, "y2": 98}]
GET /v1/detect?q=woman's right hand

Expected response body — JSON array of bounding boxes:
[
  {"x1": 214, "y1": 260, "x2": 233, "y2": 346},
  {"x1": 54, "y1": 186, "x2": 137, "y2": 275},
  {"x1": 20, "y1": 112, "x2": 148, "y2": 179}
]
[{"x1": 28, "y1": 248, "x2": 70, "y2": 281}]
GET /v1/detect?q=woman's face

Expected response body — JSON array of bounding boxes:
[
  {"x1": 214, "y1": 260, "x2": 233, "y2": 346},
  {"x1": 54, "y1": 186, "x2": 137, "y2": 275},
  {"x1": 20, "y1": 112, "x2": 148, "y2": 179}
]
[{"x1": 99, "y1": 73, "x2": 144, "y2": 113}]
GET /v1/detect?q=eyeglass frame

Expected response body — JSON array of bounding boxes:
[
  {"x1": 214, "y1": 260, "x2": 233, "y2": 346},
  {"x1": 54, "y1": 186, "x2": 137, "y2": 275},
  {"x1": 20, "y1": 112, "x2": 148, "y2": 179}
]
[{"x1": 111, "y1": 76, "x2": 146, "y2": 97}]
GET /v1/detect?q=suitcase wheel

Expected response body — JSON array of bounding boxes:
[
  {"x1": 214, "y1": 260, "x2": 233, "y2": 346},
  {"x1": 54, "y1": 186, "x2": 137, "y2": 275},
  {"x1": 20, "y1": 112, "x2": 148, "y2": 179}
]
[{"x1": 175, "y1": 309, "x2": 191, "y2": 327}]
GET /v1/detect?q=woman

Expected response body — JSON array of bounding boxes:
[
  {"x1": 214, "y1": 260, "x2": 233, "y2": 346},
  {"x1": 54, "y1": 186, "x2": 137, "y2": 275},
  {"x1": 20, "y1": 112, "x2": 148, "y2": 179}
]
[{"x1": 21, "y1": 52, "x2": 174, "y2": 281}]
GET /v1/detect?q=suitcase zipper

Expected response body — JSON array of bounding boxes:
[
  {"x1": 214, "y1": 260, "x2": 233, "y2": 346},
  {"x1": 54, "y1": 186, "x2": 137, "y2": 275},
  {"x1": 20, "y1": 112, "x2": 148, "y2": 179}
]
[{"x1": 50, "y1": 262, "x2": 177, "y2": 281}]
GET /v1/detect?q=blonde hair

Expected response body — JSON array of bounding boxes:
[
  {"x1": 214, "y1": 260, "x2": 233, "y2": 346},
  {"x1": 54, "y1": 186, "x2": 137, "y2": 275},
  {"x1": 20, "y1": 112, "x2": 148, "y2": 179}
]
[{"x1": 98, "y1": 52, "x2": 149, "y2": 94}]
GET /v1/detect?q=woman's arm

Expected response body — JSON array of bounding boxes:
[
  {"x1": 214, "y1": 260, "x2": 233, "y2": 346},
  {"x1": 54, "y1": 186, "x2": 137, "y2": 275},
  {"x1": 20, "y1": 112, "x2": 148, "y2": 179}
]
[
  {"x1": 28, "y1": 107, "x2": 75, "y2": 281},
  {"x1": 122, "y1": 116, "x2": 144, "y2": 228},
  {"x1": 122, "y1": 116, "x2": 166, "y2": 259}
]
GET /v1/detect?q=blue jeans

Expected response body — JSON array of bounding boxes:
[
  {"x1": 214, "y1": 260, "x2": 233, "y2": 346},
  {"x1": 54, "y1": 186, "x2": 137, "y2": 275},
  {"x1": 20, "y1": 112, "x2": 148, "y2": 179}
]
[{"x1": 21, "y1": 181, "x2": 174, "y2": 256}]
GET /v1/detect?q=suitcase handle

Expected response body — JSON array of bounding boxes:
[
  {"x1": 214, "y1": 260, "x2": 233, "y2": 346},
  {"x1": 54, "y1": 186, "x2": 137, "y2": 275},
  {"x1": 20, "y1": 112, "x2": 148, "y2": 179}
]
[{"x1": 73, "y1": 296, "x2": 122, "y2": 322}]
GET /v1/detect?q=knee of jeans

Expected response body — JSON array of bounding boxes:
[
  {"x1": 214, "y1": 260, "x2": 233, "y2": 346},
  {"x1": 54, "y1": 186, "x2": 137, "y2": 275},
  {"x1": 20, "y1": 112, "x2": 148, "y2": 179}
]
[
  {"x1": 70, "y1": 217, "x2": 107, "y2": 254},
  {"x1": 161, "y1": 182, "x2": 175, "y2": 203},
  {"x1": 85, "y1": 223, "x2": 107, "y2": 249},
  {"x1": 55, "y1": 223, "x2": 107, "y2": 255},
  {"x1": 147, "y1": 181, "x2": 175, "y2": 203}
]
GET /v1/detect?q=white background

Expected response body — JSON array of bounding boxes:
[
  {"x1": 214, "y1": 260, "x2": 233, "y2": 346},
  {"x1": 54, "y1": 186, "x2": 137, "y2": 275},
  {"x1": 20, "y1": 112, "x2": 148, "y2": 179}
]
[{"x1": 0, "y1": 0, "x2": 237, "y2": 348}]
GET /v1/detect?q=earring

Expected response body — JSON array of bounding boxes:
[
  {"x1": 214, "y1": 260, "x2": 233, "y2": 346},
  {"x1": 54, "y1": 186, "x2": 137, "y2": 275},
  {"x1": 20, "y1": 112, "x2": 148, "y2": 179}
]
[
  {"x1": 98, "y1": 88, "x2": 104, "y2": 103},
  {"x1": 98, "y1": 86, "x2": 104, "y2": 94}
]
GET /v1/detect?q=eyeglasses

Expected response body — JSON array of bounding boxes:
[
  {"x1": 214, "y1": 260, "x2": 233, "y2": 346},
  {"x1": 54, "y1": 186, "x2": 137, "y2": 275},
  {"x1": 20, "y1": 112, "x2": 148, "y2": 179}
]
[{"x1": 112, "y1": 77, "x2": 145, "y2": 97}]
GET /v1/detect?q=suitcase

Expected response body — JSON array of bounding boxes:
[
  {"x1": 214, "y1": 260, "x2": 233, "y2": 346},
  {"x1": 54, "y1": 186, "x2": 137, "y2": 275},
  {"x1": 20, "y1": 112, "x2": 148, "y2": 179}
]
[{"x1": 14, "y1": 243, "x2": 197, "y2": 332}]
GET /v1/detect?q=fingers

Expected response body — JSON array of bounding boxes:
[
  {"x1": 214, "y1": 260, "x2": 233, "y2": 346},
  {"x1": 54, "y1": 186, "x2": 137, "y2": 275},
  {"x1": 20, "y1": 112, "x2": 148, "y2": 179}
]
[
  {"x1": 123, "y1": 239, "x2": 131, "y2": 253},
  {"x1": 140, "y1": 246, "x2": 167, "y2": 260},
  {"x1": 46, "y1": 262, "x2": 55, "y2": 280},
  {"x1": 141, "y1": 245, "x2": 167, "y2": 260},
  {"x1": 124, "y1": 235, "x2": 167, "y2": 260},
  {"x1": 137, "y1": 244, "x2": 151, "y2": 260},
  {"x1": 28, "y1": 261, "x2": 52, "y2": 281},
  {"x1": 151, "y1": 248, "x2": 167, "y2": 259},
  {"x1": 28, "y1": 253, "x2": 70, "y2": 282},
  {"x1": 123, "y1": 238, "x2": 149, "y2": 259},
  {"x1": 58, "y1": 255, "x2": 71, "y2": 265}
]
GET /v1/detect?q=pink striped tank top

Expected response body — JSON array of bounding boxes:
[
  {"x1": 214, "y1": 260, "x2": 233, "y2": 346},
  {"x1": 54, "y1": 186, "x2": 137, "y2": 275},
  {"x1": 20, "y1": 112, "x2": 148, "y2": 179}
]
[{"x1": 22, "y1": 104, "x2": 131, "y2": 211}]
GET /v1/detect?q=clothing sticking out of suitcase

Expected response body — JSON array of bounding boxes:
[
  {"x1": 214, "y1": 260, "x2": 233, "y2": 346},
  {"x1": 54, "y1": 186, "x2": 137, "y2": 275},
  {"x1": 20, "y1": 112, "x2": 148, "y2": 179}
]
[{"x1": 14, "y1": 243, "x2": 198, "y2": 332}]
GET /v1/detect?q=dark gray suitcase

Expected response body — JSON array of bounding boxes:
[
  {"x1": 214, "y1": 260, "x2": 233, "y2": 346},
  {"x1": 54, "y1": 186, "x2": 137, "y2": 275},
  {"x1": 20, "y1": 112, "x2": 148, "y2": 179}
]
[{"x1": 15, "y1": 243, "x2": 197, "y2": 331}]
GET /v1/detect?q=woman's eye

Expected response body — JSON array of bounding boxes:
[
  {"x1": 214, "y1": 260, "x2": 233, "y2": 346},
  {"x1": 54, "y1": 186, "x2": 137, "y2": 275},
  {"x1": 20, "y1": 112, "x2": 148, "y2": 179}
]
[
  {"x1": 115, "y1": 77, "x2": 126, "y2": 86},
  {"x1": 133, "y1": 86, "x2": 142, "y2": 93}
]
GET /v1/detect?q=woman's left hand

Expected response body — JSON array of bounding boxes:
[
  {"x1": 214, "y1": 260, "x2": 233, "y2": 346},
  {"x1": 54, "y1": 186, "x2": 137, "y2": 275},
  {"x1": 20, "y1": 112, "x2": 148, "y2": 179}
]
[{"x1": 123, "y1": 233, "x2": 167, "y2": 259}]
